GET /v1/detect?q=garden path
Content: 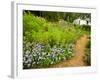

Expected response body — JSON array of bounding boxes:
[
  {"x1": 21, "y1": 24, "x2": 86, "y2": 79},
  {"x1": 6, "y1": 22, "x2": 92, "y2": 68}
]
[{"x1": 51, "y1": 35, "x2": 88, "y2": 67}]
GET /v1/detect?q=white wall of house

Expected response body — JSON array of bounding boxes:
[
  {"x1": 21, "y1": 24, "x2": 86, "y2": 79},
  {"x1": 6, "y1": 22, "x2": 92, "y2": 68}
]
[{"x1": 73, "y1": 18, "x2": 91, "y2": 26}]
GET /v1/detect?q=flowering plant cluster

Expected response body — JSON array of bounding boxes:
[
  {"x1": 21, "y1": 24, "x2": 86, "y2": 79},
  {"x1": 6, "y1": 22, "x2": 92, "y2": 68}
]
[{"x1": 23, "y1": 42, "x2": 75, "y2": 69}]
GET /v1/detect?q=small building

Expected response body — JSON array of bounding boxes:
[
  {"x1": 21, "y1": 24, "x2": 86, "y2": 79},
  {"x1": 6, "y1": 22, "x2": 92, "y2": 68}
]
[{"x1": 73, "y1": 18, "x2": 91, "y2": 26}]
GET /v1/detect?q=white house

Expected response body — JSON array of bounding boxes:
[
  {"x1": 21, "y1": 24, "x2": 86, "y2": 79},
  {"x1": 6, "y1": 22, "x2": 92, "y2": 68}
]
[{"x1": 73, "y1": 18, "x2": 91, "y2": 26}]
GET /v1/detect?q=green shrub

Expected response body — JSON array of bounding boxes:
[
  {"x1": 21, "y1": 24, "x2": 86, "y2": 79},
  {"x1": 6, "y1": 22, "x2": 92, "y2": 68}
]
[
  {"x1": 82, "y1": 25, "x2": 91, "y2": 31},
  {"x1": 23, "y1": 12, "x2": 86, "y2": 45},
  {"x1": 23, "y1": 12, "x2": 48, "y2": 34},
  {"x1": 84, "y1": 40, "x2": 91, "y2": 65}
]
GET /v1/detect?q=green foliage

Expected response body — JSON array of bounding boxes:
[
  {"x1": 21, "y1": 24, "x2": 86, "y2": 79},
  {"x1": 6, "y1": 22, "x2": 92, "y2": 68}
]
[
  {"x1": 86, "y1": 40, "x2": 91, "y2": 48},
  {"x1": 23, "y1": 12, "x2": 88, "y2": 46},
  {"x1": 84, "y1": 40, "x2": 91, "y2": 65},
  {"x1": 24, "y1": 10, "x2": 91, "y2": 23},
  {"x1": 23, "y1": 12, "x2": 48, "y2": 34}
]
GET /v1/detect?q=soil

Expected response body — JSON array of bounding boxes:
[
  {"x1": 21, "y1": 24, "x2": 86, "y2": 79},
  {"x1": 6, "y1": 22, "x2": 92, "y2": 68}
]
[{"x1": 50, "y1": 35, "x2": 88, "y2": 67}]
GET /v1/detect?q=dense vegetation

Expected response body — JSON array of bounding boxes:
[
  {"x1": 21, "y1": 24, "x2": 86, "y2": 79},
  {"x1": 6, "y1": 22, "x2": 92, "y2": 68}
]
[
  {"x1": 84, "y1": 37, "x2": 91, "y2": 65},
  {"x1": 23, "y1": 11, "x2": 91, "y2": 69},
  {"x1": 25, "y1": 10, "x2": 91, "y2": 22}
]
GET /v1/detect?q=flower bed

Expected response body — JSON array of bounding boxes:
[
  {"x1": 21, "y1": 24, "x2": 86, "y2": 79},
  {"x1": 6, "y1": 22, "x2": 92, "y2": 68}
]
[{"x1": 23, "y1": 42, "x2": 75, "y2": 69}]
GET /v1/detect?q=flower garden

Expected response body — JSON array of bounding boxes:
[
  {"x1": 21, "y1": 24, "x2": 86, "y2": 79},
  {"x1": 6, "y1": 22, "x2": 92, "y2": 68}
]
[{"x1": 23, "y1": 11, "x2": 91, "y2": 69}]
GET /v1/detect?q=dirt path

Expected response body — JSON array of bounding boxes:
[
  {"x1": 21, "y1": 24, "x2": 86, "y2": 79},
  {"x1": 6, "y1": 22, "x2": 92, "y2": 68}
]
[{"x1": 51, "y1": 35, "x2": 88, "y2": 67}]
